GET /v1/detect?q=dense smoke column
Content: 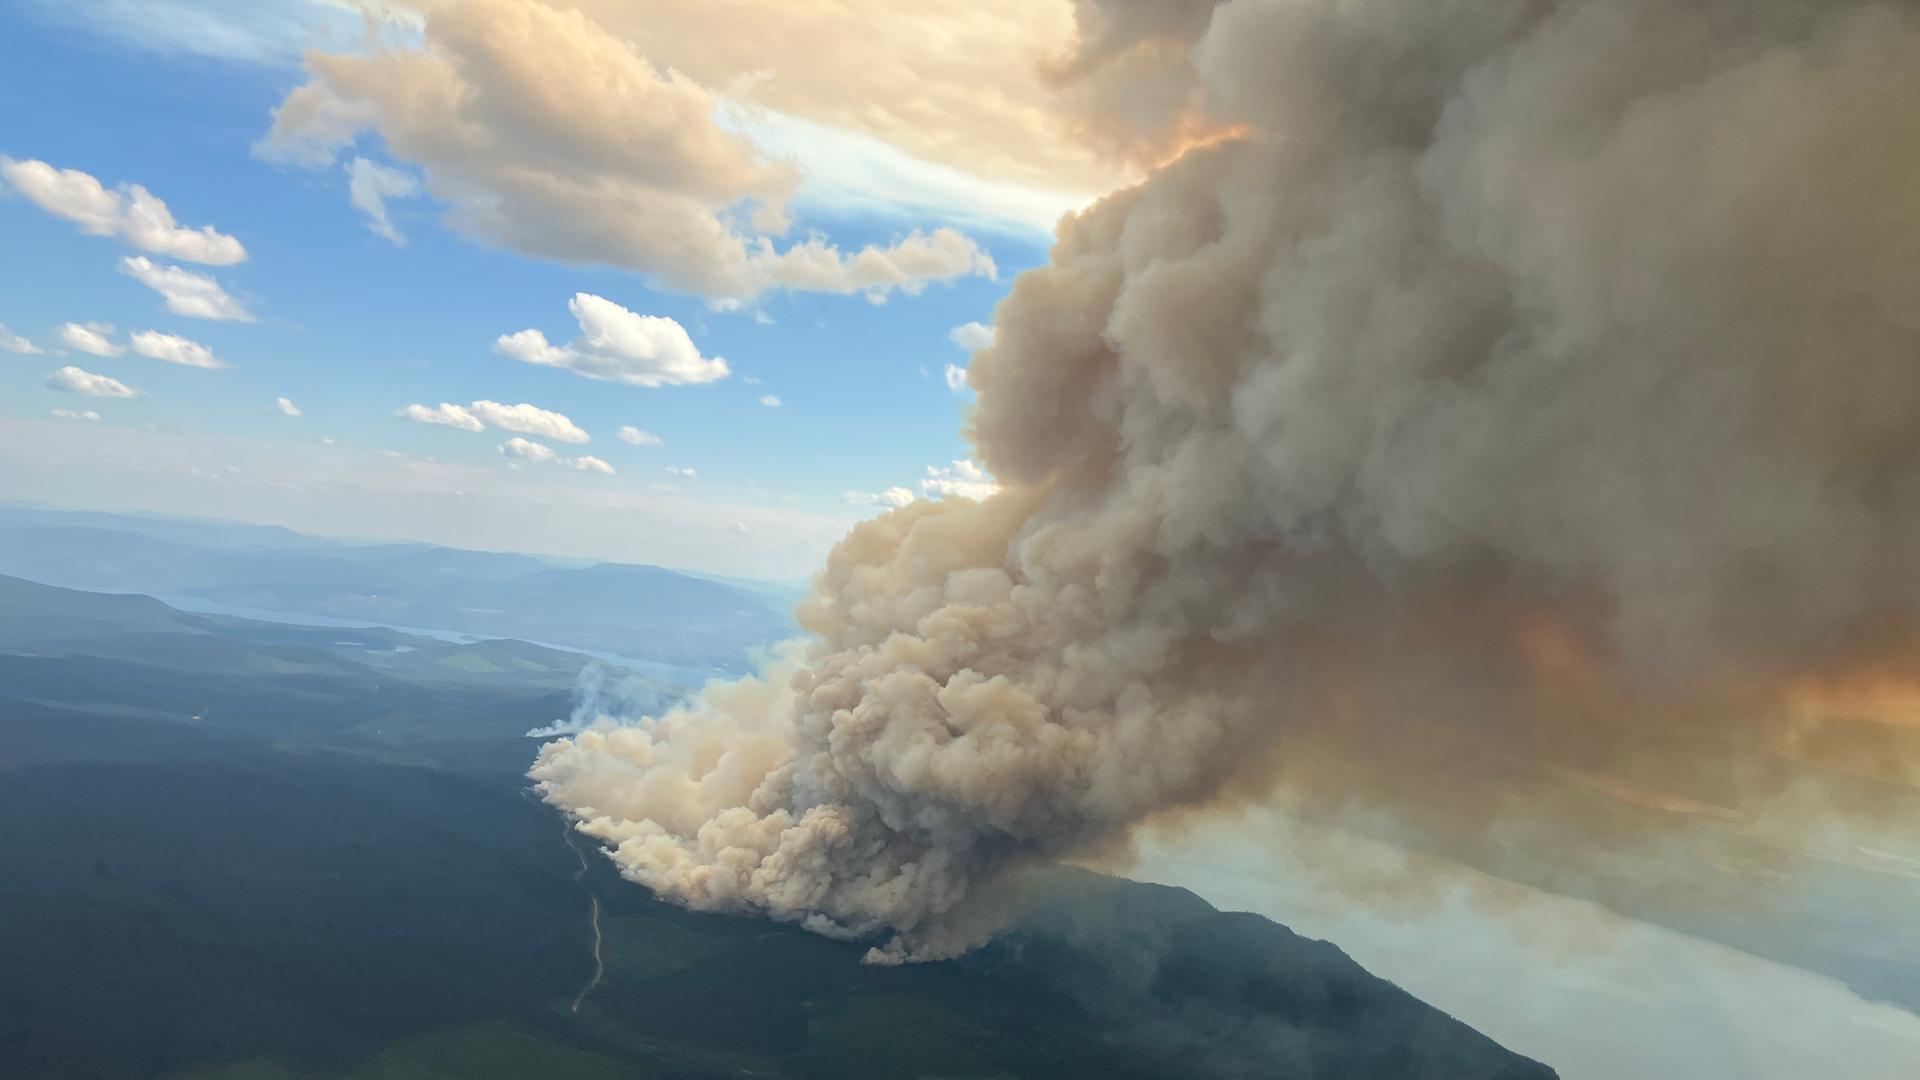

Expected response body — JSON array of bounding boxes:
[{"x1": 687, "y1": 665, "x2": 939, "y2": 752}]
[{"x1": 533, "y1": 0, "x2": 1920, "y2": 962}]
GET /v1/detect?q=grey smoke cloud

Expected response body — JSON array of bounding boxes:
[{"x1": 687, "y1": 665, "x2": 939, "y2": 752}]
[
  {"x1": 1040, "y1": 0, "x2": 1225, "y2": 167},
  {"x1": 533, "y1": 0, "x2": 1920, "y2": 962}
]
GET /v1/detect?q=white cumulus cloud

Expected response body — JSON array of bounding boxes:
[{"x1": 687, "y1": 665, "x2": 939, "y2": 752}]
[
  {"x1": 921, "y1": 458, "x2": 998, "y2": 501},
  {"x1": 947, "y1": 321, "x2": 995, "y2": 352},
  {"x1": 118, "y1": 256, "x2": 253, "y2": 321},
  {"x1": 944, "y1": 363, "x2": 968, "y2": 392},
  {"x1": 58, "y1": 322, "x2": 123, "y2": 357},
  {"x1": 256, "y1": 0, "x2": 994, "y2": 303},
  {"x1": 617, "y1": 426, "x2": 662, "y2": 446},
  {"x1": 759, "y1": 394, "x2": 782, "y2": 408},
  {"x1": 47, "y1": 365, "x2": 139, "y2": 398},
  {"x1": 129, "y1": 330, "x2": 225, "y2": 369},
  {"x1": 747, "y1": 227, "x2": 995, "y2": 303},
  {"x1": 469, "y1": 400, "x2": 590, "y2": 443},
  {"x1": 277, "y1": 396, "x2": 303, "y2": 417},
  {"x1": 497, "y1": 293, "x2": 729, "y2": 387},
  {"x1": 399, "y1": 399, "x2": 589, "y2": 442},
  {"x1": 666, "y1": 466, "x2": 697, "y2": 479},
  {"x1": 51, "y1": 408, "x2": 101, "y2": 422},
  {"x1": 499, "y1": 436, "x2": 558, "y2": 465},
  {"x1": 498, "y1": 437, "x2": 613, "y2": 475},
  {"x1": 398, "y1": 402, "x2": 485, "y2": 432},
  {"x1": 843, "y1": 463, "x2": 1000, "y2": 507},
  {"x1": 1, "y1": 157, "x2": 247, "y2": 265}
]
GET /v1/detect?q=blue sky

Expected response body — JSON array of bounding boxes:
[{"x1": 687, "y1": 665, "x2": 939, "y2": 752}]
[{"x1": 0, "y1": 1, "x2": 1067, "y2": 579}]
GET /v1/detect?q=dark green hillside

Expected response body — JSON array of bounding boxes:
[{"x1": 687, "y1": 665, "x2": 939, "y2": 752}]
[
  {"x1": 0, "y1": 721, "x2": 1555, "y2": 1080},
  {"x1": 0, "y1": 734, "x2": 586, "y2": 1079},
  {"x1": 0, "y1": 578, "x2": 1556, "y2": 1080}
]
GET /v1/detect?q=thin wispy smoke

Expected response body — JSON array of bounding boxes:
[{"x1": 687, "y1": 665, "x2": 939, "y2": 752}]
[
  {"x1": 534, "y1": 0, "x2": 1920, "y2": 962},
  {"x1": 525, "y1": 665, "x2": 673, "y2": 739}
]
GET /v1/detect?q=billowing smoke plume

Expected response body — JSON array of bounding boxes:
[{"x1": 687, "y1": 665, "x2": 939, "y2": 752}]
[{"x1": 533, "y1": 0, "x2": 1920, "y2": 962}]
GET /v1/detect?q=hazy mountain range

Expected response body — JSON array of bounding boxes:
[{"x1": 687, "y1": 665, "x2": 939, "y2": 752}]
[{"x1": 0, "y1": 505, "x2": 803, "y2": 676}]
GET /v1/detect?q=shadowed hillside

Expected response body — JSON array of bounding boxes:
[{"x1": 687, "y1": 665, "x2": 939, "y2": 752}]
[{"x1": 0, "y1": 577, "x2": 1557, "y2": 1080}]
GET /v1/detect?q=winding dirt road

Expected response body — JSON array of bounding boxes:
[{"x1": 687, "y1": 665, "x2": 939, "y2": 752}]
[{"x1": 562, "y1": 821, "x2": 605, "y2": 1013}]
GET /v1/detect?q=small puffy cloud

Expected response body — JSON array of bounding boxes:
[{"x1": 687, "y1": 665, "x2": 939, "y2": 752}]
[
  {"x1": 277, "y1": 396, "x2": 303, "y2": 417},
  {"x1": 0, "y1": 324, "x2": 40, "y2": 354},
  {"x1": 257, "y1": 0, "x2": 993, "y2": 303},
  {"x1": 617, "y1": 425, "x2": 662, "y2": 446},
  {"x1": 47, "y1": 365, "x2": 139, "y2": 398},
  {"x1": 51, "y1": 408, "x2": 101, "y2": 422},
  {"x1": 949, "y1": 321, "x2": 995, "y2": 351},
  {"x1": 0, "y1": 157, "x2": 247, "y2": 265},
  {"x1": 346, "y1": 157, "x2": 420, "y2": 245},
  {"x1": 843, "y1": 487, "x2": 915, "y2": 508},
  {"x1": 846, "y1": 462, "x2": 994, "y2": 505},
  {"x1": 398, "y1": 402, "x2": 485, "y2": 432},
  {"x1": 730, "y1": 521, "x2": 750, "y2": 535},
  {"x1": 497, "y1": 293, "x2": 729, "y2": 387},
  {"x1": 59, "y1": 322, "x2": 123, "y2": 357},
  {"x1": 469, "y1": 400, "x2": 590, "y2": 444},
  {"x1": 499, "y1": 436, "x2": 558, "y2": 465},
  {"x1": 941, "y1": 322, "x2": 992, "y2": 393},
  {"x1": 499, "y1": 437, "x2": 611, "y2": 475},
  {"x1": 666, "y1": 466, "x2": 698, "y2": 479},
  {"x1": 399, "y1": 399, "x2": 588, "y2": 442},
  {"x1": 922, "y1": 458, "x2": 998, "y2": 501},
  {"x1": 759, "y1": 394, "x2": 782, "y2": 408},
  {"x1": 129, "y1": 330, "x2": 225, "y2": 369},
  {"x1": 118, "y1": 256, "x2": 253, "y2": 321},
  {"x1": 749, "y1": 227, "x2": 995, "y2": 303}
]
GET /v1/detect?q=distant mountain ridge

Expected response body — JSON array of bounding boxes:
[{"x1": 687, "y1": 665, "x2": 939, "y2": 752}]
[
  {"x1": 0, "y1": 506, "x2": 798, "y2": 675},
  {"x1": 0, "y1": 572, "x2": 617, "y2": 687},
  {"x1": 0, "y1": 571, "x2": 675, "y2": 777}
]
